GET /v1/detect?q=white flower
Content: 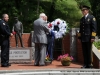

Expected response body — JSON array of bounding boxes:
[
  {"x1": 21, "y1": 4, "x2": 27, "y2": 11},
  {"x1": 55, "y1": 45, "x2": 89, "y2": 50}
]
[{"x1": 49, "y1": 18, "x2": 68, "y2": 39}]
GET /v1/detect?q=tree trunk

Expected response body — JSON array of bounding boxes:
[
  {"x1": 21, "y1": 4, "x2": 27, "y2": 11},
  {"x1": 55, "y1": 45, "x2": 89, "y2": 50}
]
[
  {"x1": 48, "y1": 0, "x2": 57, "y2": 22},
  {"x1": 37, "y1": 0, "x2": 40, "y2": 15}
]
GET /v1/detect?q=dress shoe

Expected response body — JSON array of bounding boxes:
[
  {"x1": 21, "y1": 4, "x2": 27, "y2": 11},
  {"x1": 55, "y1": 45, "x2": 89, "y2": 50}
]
[
  {"x1": 87, "y1": 65, "x2": 93, "y2": 68},
  {"x1": 34, "y1": 64, "x2": 39, "y2": 66},
  {"x1": 81, "y1": 65, "x2": 88, "y2": 68},
  {"x1": 1, "y1": 63, "x2": 11, "y2": 67},
  {"x1": 39, "y1": 64, "x2": 45, "y2": 66},
  {"x1": 1, "y1": 64, "x2": 9, "y2": 67},
  {"x1": 34, "y1": 63, "x2": 39, "y2": 66},
  {"x1": 7, "y1": 63, "x2": 11, "y2": 66}
]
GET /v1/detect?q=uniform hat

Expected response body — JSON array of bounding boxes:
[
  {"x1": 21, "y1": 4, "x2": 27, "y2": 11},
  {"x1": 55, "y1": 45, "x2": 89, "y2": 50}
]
[{"x1": 80, "y1": 5, "x2": 90, "y2": 11}]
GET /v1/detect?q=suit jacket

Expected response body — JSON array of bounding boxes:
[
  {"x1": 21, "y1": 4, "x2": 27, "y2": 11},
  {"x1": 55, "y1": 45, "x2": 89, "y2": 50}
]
[
  {"x1": 33, "y1": 18, "x2": 49, "y2": 44},
  {"x1": 78, "y1": 14, "x2": 97, "y2": 42}
]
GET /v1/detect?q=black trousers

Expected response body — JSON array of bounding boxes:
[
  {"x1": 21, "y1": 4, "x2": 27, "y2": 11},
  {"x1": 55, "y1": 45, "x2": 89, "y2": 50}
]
[
  {"x1": 81, "y1": 42, "x2": 92, "y2": 66},
  {"x1": 47, "y1": 35, "x2": 55, "y2": 60},
  {"x1": 1, "y1": 38, "x2": 9, "y2": 65}
]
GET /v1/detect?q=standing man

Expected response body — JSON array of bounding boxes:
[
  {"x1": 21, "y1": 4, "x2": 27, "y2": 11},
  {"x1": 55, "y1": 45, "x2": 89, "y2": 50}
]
[
  {"x1": 44, "y1": 16, "x2": 55, "y2": 60},
  {"x1": 33, "y1": 13, "x2": 50, "y2": 66},
  {"x1": 12, "y1": 17, "x2": 24, "y2": 48},
  {"x1": 78, "y1": 5, "x2": 97, "y2": 68},
  {"x1": 0, "y1": 14, "x2": 13, "y2": 67}
]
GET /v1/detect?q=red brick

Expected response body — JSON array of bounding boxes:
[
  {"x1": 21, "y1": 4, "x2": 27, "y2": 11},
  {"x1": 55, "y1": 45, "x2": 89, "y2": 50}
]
[{"x1": 10, "y1": 33, "x2": 31, "y2": 47}]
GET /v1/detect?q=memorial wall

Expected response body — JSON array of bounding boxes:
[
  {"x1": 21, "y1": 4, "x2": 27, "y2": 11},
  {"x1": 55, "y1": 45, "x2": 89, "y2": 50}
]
[{"x1": 0, "y1": 30, "x2": 80, "y2": 63}]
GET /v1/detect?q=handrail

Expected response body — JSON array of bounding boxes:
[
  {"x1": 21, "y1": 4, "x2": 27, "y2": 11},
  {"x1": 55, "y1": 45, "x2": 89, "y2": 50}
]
[
  {"x1": 92, "y1": 44, "x2": 100, "y2": 68},
  {"x1": 92, "y1": 44, "x2": 100, "y2": 60}
]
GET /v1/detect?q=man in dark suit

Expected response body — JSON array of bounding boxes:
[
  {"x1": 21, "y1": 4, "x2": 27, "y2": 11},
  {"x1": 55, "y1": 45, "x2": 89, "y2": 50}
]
[
  {"x1": 44, "y1": 16, "x2": 55, "y2": 60},
  {"x1": 0, "y1": 14, "x2": 13, "y2": 67},
  {"x1": 12, "y1": 17, "x2": 24, "y2": 47},
  {"x1": 78, "y1": 5, "x2": 97, "y2": 68}
]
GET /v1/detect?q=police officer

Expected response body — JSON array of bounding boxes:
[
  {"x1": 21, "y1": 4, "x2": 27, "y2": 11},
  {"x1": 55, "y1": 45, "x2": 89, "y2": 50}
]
[
  {"x1": 0, "y1": 14, "x2": 13, "y2": 67},
  {"x1": 12, "y1": 17, "x2": 24, "y2": 48},
  {"x1": 78, "y1": 5, "x2": 97, "y2": 68}
]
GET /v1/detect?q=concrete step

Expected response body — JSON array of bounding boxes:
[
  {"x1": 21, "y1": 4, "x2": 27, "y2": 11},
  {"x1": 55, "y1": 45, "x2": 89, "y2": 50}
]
[{"x1": 0, "y1": 69, "x2": 100, "y2": 75}]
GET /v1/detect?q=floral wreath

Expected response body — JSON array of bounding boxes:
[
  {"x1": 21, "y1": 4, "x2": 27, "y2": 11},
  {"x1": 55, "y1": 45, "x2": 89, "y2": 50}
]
[{"x1": 48, "y1": 18, "x2": 68, "y2": 39}]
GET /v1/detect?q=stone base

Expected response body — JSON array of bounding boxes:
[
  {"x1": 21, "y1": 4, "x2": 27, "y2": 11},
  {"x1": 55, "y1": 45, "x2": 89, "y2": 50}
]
[
  {"x1": 0, "y1": 47, "x2": 34, "y2": 64},
  {"x1": 92, "y1": 45, "x2": 100, "y2": 68}
]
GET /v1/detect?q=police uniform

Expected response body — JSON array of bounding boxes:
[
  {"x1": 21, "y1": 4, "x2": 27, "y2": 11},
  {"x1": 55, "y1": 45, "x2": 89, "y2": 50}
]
[
  {"x1": 78, "y1": 5, "x2": 97, "y2": 68},
  {"x1": 0, "y1": 19, "x2": 11, "y2": 67}
]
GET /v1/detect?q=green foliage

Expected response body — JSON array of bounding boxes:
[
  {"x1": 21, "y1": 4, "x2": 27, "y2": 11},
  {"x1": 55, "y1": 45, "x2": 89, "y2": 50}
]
[
  {"x1": 93, "y1": 41, "x2": 100, "y2": 50},
  {"x1": 53, "y1": 0, "x2": 82, "y2": 28},
  {"x1": 75, "y1": 0, "x2": 91, "y2": 7},
  {"x1": 0, "y1": 0, "x2": 83, "y2": 32}
]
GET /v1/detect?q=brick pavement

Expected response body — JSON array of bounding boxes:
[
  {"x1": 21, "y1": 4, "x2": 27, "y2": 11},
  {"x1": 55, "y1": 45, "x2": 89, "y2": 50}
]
[{"x1": 0, "y1": 60, "x2": 82, "y2": 71}]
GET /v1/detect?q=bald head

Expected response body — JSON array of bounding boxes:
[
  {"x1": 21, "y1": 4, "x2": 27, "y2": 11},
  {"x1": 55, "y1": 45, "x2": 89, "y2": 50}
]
[
  {"x1": 2, "y1": 14, "x2": 9, "y2": 22},
  {"x1": 39, "y1": 13, "x2": 46, "y2": 18},
  {"x1": 39, "y1": 13, "x2": 46, "y2": 20}
]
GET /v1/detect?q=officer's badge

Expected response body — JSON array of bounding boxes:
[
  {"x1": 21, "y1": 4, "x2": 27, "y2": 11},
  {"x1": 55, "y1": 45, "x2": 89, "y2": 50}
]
[
  {"x1": 93, "y1": 18, "x2": 96, "y2": 21},
  {"x1": 87, "y1": 18, "x2": 90, "y2": 22},
  {"x1": 3, "y1": 23, "x2": 5, "y2": 25}
]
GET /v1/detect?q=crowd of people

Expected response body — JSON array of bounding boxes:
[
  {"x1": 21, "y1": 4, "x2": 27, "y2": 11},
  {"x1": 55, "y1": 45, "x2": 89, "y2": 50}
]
[{"x1": 0, "y1": 5, "x2": 97, "y2": 68}]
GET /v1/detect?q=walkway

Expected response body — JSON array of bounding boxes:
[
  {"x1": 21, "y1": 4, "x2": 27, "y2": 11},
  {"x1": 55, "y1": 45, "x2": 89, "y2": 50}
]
[
  {"x1": 0, "y1": 61, "x2": 100, "y2": 75},
  {"x1": 0, "y1": 60, "x2": 82, "y2": 70}
]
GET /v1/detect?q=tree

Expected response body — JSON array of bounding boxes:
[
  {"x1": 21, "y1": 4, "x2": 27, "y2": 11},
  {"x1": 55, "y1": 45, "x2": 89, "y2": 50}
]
[
  {"x1": 48, "y1": 0, "x2": 57, "y2": 22},
  {"x1": 75, "y1": 0, "x2": 90, "y2": 8},
  {"x1": 52, "y1": 0, "x2": 82, "y2": 27},
  {"x1": 0, "y1": 0, "x2": 82, "y2": 32},
  {"x1": 37, "y1": 0, "x2": 40, "y2": 15}
]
